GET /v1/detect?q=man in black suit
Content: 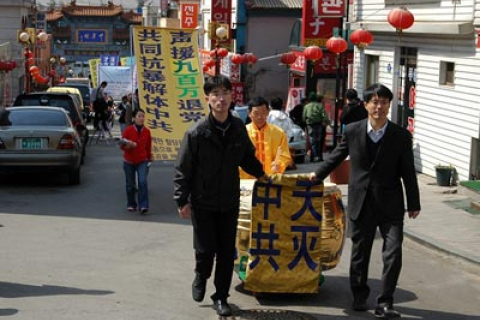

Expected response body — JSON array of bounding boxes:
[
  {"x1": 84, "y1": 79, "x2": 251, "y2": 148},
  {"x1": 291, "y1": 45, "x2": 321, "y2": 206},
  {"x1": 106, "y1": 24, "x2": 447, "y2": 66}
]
[{"x1": 310, "y1": 83, "x2": 421, "y2": 318}]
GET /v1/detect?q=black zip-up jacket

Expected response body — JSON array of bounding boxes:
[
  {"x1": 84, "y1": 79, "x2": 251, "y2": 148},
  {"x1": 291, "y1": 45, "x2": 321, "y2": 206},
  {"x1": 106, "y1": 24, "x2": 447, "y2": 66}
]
[{"x1": 174, "y1": 114, "x2": 264, "y2": 212}]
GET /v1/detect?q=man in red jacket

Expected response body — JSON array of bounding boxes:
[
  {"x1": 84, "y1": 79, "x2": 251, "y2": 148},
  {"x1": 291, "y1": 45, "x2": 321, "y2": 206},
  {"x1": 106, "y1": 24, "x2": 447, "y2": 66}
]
[{"x1": 120, "y1": 109, "x2": 152, "y2": 214}]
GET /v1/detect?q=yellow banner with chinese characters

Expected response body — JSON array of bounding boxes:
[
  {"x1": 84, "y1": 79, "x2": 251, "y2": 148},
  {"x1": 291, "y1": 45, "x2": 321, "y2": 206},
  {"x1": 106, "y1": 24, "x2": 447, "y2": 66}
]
[
  {"x1": 245, "y1": 175, "x2": 324, "y2": 293},
  {"x1": 132, "y1": 26, "x2": 207, "y2": 161},
  {"x1": 89, "y1": 58, "x2": 100, "y2": 87}
]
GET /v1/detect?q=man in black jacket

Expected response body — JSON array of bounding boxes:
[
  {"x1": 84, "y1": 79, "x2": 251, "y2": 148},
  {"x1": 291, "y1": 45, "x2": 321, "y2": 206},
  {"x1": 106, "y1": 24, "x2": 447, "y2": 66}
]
[
  {"x1": 174, "y1": 76, "x2": 266, "y2": 317},
  {"x1": 310, "y1": 83, "x2": 421, "y2": 318}
]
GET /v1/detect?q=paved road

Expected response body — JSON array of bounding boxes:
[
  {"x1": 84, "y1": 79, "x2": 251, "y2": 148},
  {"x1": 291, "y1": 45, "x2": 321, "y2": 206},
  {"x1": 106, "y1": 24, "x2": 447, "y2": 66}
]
[{"x1": 1, "y1": 143, "x2": 479, "y2": 319}]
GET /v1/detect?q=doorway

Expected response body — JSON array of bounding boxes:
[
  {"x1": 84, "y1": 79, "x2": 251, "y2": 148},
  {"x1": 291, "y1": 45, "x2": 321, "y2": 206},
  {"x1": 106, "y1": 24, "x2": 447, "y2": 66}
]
[{"x1": 396, "y1": 47, "x2": 417, "y2": 132}]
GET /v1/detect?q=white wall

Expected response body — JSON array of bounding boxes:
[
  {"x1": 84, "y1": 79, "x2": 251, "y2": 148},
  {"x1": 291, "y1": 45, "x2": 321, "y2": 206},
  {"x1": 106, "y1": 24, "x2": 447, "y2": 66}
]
[
  {"x1": 354, "y1": 32, "x2": 480, "y2": 181},
  {"x1": 355, "y1": 0, "x2": 474, "y2": 23}
]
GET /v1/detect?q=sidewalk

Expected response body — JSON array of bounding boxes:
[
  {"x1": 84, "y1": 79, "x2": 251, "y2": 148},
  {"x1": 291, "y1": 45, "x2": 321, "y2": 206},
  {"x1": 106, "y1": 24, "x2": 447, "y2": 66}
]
[{"x1": 290, "y1": 162, "x2": 480, "y2": 266}]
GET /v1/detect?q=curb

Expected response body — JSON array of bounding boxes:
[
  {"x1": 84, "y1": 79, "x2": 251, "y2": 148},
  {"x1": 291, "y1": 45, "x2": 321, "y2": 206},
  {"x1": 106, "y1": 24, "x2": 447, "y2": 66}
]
[{"x1": 404, "y1": 227, "x2": 480, "y2": 267}]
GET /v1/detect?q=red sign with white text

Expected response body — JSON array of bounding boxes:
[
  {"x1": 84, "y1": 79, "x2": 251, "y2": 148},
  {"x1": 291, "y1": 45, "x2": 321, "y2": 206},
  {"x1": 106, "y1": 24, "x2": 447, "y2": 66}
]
[
  {"x1": 313, "y1": 51, "x2": 353, "y2": 74},
  {"x1": 232, "y1": 82, "x2": 245, "y2": 105},
  {"x1": 290, "y1": 51, "x2": 306, "y2": 73},
  {"x1": 181, "y1": 3, "x2": 199, "y2": 29},
  {"x1": 302, "y1": 0, "x2": 344, "y2": 46},
  {"x1": 211, "y1": 0, "x2": 232, "y2": 49}
]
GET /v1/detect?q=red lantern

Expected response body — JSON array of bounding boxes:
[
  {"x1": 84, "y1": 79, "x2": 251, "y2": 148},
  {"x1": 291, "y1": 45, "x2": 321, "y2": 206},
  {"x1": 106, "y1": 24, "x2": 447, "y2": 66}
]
[
  {"x1": 29, "y1": 65, "x2": 39, "y2": 75},
  {"x1": 350, "y1": 28, "x2": 373, "y2": 49},
  {"x1": 203, "y1": 65, "x2": 210, "y2": 72},
  {"x1": 27, "y1": 57, "x2": 34, "y2": 66},
  {"x1": 24, "y1": 50, "x2": 33, "y2": 59},
  {"x1": 388, "y1": 6, "x2": 414, "y2": 32},
  {"x1": 0, "y1": 60, "x2": 5, "y2": 71},
  {"x1": 205, "y1": 59, "x2": 216, "y2": 68},
  {"x1": 303, "y1": 46, "x2": 323, "y2": 61},
  {"x1": 326, "y1": 36, "x2": 348, "y2": 55},
  {"x1": 245, "y1": 53, "x2": 258, "y2": 65},
  {"x1": 10, "y1": 60, "x2": 18, "y2": 70},
  {"x1": 4, "y1": 61, "x2": 13, "y2": 72},
  {"x1": 209, "y1": 50, "x2": 217, "y2": 58},
  {"x1": 231, "y1": 53, "x2": 244, "y2": 65},
  {"x1": 216, "y1": 48, "x2": 229, "y2": 58},
  {"x1": 280, "y1": 52, "x2": 296, "y2": 66}
]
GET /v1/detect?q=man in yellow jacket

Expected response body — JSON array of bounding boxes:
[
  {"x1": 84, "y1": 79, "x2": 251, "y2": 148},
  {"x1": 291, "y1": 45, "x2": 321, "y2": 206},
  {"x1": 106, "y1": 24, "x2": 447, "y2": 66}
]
[{"x1": 240, "y1": 96, "x2": 292, "y2": 178}]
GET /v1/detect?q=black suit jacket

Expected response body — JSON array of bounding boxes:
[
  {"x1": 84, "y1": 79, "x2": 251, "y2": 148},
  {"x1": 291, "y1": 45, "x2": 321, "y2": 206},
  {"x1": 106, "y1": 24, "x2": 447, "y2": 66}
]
[{"x1": 315, "y1": 119, "x2": 421, "y2": 221}]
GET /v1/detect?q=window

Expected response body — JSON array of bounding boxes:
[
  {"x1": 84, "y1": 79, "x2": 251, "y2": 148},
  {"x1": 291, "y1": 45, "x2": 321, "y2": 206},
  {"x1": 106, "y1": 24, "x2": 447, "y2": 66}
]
[
  {"x1": 365, "y1": 55, "x2": 379, "y2": 88},
  {"x1": 439, "y1": 61, "x2": 455, "y2": 86}
]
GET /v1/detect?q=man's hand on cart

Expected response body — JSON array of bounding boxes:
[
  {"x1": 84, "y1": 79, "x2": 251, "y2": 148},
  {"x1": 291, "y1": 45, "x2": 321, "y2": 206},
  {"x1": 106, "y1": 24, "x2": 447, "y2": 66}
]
[
  {"x1": 309, "y1": 172, "x2": 320, "y2": 182},
  {"x1": 178, "y1": 203, "x2": 192, "y2": 219}
]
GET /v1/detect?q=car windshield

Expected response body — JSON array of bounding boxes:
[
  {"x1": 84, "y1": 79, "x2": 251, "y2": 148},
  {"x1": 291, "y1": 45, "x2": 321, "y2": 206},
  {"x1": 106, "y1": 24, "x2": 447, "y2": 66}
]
[
  {"x1": 58, "y1": 84, "x2": 90, "y2": 102},
  {"x1": 14, "y1": 96, "x2": 79, "y2": 122},
  {"x1": 2, "y1": 110, "x2": 68, "y2": 127}
]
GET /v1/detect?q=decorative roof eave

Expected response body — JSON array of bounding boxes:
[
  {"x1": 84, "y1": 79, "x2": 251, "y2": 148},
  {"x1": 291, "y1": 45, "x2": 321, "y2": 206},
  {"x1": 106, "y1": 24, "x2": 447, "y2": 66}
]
[
  {"x1": 121, "y1": 11, "x2": 143, "y2": 24},
  {"x1": 349, "y1": 21, "x2": 473, "y2": 36},
  {"x1": 245, "y1": 0, "x2": 302, "y2": 11},
  {"x1": 47, "y1": 10, "x2": 64, "y2": 22}
]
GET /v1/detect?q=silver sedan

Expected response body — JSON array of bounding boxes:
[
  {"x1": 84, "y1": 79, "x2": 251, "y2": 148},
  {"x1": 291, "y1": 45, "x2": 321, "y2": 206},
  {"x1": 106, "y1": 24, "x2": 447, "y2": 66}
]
[{"x1": 0, "y1": 106, "x2": 82, "y2": 185}]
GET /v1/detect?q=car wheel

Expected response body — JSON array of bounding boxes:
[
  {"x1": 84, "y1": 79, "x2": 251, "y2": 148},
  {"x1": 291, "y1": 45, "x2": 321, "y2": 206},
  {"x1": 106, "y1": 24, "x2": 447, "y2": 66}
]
[
  {"x1": 69, "y1": 168, "x2": 81, "y2": 185},
  {"x1": 294, "y1": 154, "x2": 305, "y2": 164}
]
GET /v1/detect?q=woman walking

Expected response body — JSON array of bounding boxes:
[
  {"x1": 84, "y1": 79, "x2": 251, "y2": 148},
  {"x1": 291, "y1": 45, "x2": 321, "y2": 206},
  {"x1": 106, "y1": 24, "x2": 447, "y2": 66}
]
[{"x1": 120, "y1": 109, "x2": 152, "y2": 214}]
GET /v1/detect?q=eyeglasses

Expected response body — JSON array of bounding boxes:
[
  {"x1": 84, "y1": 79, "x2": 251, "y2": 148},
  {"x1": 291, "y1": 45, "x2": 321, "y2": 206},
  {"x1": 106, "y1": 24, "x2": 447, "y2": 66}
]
[
  {"x1": 368, "y1": 99, "x2": 390, "y2": 106},
  {"x1": 209, "y1": 90, "x2": 231, "y2": 98}
]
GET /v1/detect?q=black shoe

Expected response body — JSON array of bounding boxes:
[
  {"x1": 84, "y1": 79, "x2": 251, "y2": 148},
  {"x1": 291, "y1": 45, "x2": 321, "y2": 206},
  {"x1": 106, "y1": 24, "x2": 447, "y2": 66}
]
[
  {"x1": 352, "y1": 299, "x2": 367, "y2": 311},
  {"x1": 374, "y1": 304, "x2": 401, "y2": 318},
  {"x1": 213, "y1": 299, "x2": 232, "y2": 317},
  {"x1": 192, "y1": 275, "x2": 206, "y2": 302}
]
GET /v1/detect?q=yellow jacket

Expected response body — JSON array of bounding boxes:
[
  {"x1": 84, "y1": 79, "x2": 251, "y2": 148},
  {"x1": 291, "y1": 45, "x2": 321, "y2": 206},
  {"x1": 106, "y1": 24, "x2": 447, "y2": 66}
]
[{"x1": 240, "y1": 123, "x2": 292, "y2": 179}]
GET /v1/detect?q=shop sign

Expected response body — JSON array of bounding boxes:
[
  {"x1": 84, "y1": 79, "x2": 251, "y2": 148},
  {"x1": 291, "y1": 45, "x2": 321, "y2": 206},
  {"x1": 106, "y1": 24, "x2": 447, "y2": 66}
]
[
  {"x1": 181, "y1": 3, "x2": 199, "y2": 29},
  {"x1": 211, "y1": 0, "x2": 232, "y2": 49},
  {"x1": 301, "y1": 1, "x2": 342, "y2": 47}
]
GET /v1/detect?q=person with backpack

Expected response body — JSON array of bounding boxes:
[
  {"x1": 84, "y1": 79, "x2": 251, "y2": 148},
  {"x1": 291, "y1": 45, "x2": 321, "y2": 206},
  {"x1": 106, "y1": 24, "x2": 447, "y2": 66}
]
[{"x1": 302, "y1": 92, "x2": 330, "y2": 162}]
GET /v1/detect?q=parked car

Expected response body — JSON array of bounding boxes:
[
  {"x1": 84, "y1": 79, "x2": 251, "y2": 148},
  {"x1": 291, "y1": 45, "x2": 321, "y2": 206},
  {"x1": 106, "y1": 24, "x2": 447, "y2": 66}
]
[
  {"x1": 56, "y1": 82, "x2": 92, "y2": 110},
  {"x1": 234, "y1": 105, "x2": 307, "y2": 163},
  {"x1": 47, "y1": 87, "x2": 85, "y2": 115},
  {"x1": 0, "y1": 107, "x2": 82, "y2": 185},
  {"x1": 13, "y1": 92, "x2": 89, "y2": 158}
]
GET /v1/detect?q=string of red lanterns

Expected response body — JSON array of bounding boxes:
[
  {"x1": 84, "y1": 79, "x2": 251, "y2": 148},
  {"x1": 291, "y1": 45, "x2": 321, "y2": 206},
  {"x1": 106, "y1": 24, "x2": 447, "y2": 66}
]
[
  {"x1": 202, "y1": 50, "x2": 258, "y2": 74},
  {"x1": 280, "y1": 52, "x2": 296, "y2": 67},
  {"x1": 0, "y1": 60, "x2": 18, "y2": 72}
]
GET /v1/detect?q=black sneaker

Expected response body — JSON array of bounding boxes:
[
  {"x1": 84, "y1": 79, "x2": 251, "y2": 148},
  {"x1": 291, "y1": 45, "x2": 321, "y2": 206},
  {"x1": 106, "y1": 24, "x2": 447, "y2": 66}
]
[
  {"x1": 352, "y1": 299, "x2": 367, "y2": 311},
  {"x1": 192, "y1": 275, "x2": 206, "y2": 302},
  {"x1": 374, "y1": 304, "x2": 401, "y2": 318}
]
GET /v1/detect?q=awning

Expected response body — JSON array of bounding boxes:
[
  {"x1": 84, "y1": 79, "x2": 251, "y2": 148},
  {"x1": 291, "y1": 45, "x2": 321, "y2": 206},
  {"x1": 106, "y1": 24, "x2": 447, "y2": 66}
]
[{"x1": 348, "y1": 21, "x2": 473, "y2": 36}]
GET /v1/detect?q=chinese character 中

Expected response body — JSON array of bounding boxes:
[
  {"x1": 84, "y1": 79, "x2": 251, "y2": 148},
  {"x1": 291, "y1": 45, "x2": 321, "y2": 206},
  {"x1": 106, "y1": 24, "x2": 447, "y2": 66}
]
[{"x1": 252, "y1": 182, "x2": 282, "y2": 220}]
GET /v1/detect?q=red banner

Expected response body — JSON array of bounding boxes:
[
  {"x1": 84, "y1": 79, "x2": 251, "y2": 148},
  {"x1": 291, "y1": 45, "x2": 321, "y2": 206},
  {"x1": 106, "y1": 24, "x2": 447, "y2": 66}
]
[
  {"x1": 313, "y1": 51, "x2": 353, "y2": 74},
  {"x1": 181, "y1": 3, "x2": 199, "y2": 29},
  {"x1": 211, "y1": 0, "x2": 232, "y2": 49},
  {"x1": 232, "y1": 82, "x2": 245, "y2": 105},
  {"x1": 302, "y1": 0, "x2": 344, "y2": 46}
]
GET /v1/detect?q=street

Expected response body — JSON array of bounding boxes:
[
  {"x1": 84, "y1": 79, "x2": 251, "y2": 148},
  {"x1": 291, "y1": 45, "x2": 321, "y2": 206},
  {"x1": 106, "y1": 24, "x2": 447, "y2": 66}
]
[{"x1": 0, "y1": 143, "x2": 479, "y2": 320}]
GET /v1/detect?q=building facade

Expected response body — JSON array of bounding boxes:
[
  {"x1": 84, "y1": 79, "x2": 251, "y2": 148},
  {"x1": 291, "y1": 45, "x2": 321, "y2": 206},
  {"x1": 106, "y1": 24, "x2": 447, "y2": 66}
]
[{"x1": 351, "y1": 0, "x2": 480, "y2": 181}]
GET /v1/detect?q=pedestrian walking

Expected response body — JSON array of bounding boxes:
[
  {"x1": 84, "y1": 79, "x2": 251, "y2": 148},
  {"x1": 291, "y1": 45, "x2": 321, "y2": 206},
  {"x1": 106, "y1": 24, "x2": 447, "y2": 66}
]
[
  {"x1": 174, "y1": 76, "x2": 267, "y2": 317},
  {"x1": 309, "y1": 83, "x2": 421, "y2": 318},
  {"x1": 341, "y1": 88, "x2": 368, "y2": 126},
  {"x1": 303, "y1": 92, "x2": 330, "y2": 162},
  {"x1": 120, "y1": 109, "x2": 152, "y2": 215},
  {"x1": 116, "y1": 95, "x2": 128, "y2": 134},
  {"x1": 267, "y1": 96, "x2": 292, "y2": 134}
]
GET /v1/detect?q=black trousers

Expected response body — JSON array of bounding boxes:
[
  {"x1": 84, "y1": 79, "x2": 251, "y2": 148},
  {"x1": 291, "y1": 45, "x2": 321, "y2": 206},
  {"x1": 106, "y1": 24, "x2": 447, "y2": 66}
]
[
  {"x1": 349, "y1": 193, "x2": 404, "y2": 306},
  {"x1": 191, "y1": 207, "x2": 238, "y2": 301}
]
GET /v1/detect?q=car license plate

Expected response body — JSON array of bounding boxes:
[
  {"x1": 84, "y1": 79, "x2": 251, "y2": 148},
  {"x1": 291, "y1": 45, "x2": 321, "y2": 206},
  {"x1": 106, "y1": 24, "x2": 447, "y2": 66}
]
[{"x1": 22, "y1": 138, "x2": 42, "y2": 149}]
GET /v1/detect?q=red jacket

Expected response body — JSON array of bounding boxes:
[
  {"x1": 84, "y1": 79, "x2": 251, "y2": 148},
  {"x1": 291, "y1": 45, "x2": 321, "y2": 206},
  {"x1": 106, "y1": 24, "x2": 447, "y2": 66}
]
[{"x1": 121, "y1": 125, "x2": 152, "y2": 165}]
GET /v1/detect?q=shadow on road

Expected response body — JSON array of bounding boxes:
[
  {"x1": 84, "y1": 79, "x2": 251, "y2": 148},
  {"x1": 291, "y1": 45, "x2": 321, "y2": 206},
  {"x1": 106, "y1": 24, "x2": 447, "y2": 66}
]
[
  {"x1": 0, "y1": 309, "x2": 18, "y2": 317},
  {"x1": 0, "y1": 281, "x2": 114, "y2": 299}
]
